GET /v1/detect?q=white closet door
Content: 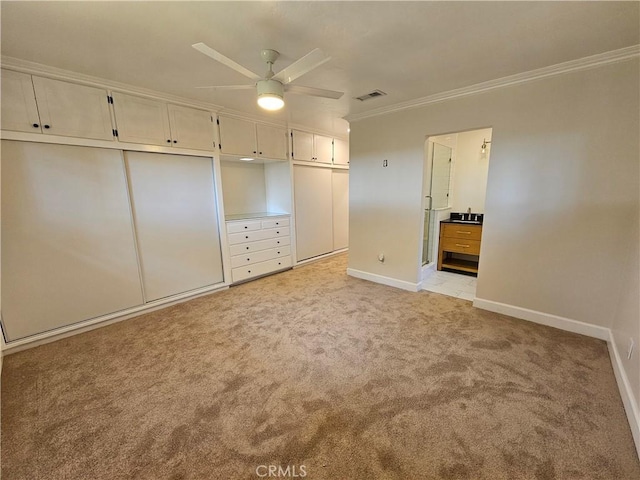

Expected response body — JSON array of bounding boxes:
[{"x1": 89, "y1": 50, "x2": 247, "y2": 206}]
[
  {"x1": 293, "y1": 165, "x2": 333, "y2": 261},
  {"x1": 1, "y1": 141, "x2": 144, "y2": 341},
  {"x1": 125, "y1": 152, "x2": 224, "y2": 301},
  {"x1": 332, "y1": 169, "x2": 349, "y2": 250}
]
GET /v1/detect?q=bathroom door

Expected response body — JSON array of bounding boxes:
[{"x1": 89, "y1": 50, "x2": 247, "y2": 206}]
[{"x1": 422, "y1": 143, "x2": 452, "y2": 265}]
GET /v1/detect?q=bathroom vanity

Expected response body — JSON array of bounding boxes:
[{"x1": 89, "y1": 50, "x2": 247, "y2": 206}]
[{"x1": 437, "y1": 218, "x2": 483, "y2": 274}]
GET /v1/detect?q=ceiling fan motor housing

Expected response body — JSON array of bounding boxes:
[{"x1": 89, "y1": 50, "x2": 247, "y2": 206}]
[{"x1": 257, "y1": 79, "x2": 284, "y2": 98}]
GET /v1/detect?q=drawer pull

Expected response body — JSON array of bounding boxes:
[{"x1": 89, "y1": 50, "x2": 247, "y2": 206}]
[
  {"x1": 278, "y1": 262, "x2": 281, "y2": 265},
  {"x1": 276, "y1": 231, "x2": 280, "y2": 234},
  {"x1": 277, "y1": 251, "x2": 280, "y2": 254},
  {"x1": 455, "y1": 244, "x2": 470, "y2": 248},
  {"x1": 244, "y1": 226, "x2": 248, "y2": 229},
  {"x1": 456, "y1": 231, "x2": 472, "y2": 235},
  {"x1": 245, "y1": 235, "x2": 249, "y2": 239},
  {"x1": 246, "y1": 247, "x2": 250, "y2": 250},
  {"x1": 277, "y1": 241, "x2": 280, "y2": 244},
  {"x1": 275, "y1": 222, "x2": 279, "y2": 225},
  {"x1": 248, "y1": 270, "x2": 251, "y2": 273},
  {"x1": 247, "y1": 258, "x2": 250, "y2": 261}
]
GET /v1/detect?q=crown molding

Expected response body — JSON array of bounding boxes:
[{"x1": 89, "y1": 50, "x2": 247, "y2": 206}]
[
  {"x1": 345, "y1": 45, "x2": 640, "y2": 123},
  {"x1": 0, "y1": 56, "x2": 289, "y2": 128}
]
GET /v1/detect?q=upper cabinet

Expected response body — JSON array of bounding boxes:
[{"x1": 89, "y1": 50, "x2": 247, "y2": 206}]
[
  {"x1": 291, "y1": 129, "x2": 348, "y2": 165},
  {"x1": 292, "y1": 130, "x2": 332, "y2": 164},
  {"x1": 1, "y1": 69, "x2": 114, "y2": 141},
  {"x1": 1, "y1": 70, "x2": 41, "y2": 133},
  {"x1": 218, "y1": 115, "x2": 288, "y2": 160},
  {"x1": 333, "y1": 138, "x2": 349, "y2": 165},
  {"x1": 111, "y1": 92, "x2": 215, "y2": 151}
]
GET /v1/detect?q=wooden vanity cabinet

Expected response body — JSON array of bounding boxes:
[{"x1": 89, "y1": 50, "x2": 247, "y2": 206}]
[{"x1": 437, "y1": 222, "x2": 482, "y2": 274}]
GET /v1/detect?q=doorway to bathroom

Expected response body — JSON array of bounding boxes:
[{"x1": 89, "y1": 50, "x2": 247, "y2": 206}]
[{"x1": 421, "y1": 127, "x2": 492, "y2": 300}]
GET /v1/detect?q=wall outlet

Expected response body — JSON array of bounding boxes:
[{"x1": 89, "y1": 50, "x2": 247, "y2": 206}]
[{"x1": 627, "y1": 338, "x2": 635, "y2": 360}]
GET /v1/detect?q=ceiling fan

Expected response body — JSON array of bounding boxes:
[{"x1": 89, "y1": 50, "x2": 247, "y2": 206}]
[{"x1": 192, "y1": 43, "x2": 344, "y2": 111}]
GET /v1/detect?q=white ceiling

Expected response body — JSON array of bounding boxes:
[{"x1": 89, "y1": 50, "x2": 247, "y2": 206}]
[{"x1": 2, "y1": 1, "x2": 638, "y2": 136}]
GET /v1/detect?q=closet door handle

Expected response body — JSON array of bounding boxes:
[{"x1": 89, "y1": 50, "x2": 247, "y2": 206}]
[
  {"x1": 43, "y1": 124, "x2": 50, "y2": 129},
  {"x1": 32, "y1": 123, "x2": 40, "y2": 128}
]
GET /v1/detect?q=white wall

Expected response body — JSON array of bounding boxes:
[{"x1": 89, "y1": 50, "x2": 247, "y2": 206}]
[
  {"x1": 450, "y1": 128, "x2": 492, "y2": 213},
  {"x1": 220, "y1": 161, "x2": 267, "y2": 215},
  {"x1": 349, "y1": 58, "x2": 639, "y2": 409}
]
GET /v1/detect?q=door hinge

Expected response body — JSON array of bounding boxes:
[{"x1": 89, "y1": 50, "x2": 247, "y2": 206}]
[
  {"x1": 107, "y1": 95, "x2": 114, "y2": 104},
  {"x1": 218, "y1": 143, "x2": 221, "y2": 150},
  {"x1": 112, "y1": 129, "x2": 118, "y2": 137},
  {"x1": 210, "y1": 115, "x2": 213, "y2": 122},
  {"x1": 216, "y1": 118, "x2": 220, "y2": 125}
]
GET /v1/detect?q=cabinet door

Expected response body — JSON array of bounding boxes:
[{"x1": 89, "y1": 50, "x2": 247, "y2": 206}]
[
  {"x1": 333, "y1": 138, "x2": 349, "y2": 165},
  {"x1": 218, "y1": 115, "x2": 257, "y2": 156},
  {"x1": 111, "y1": 92, "x2": 171, "y2": 146},
  {"x1": 332, "y1": 169, "x2": 349, "y2": 250},
  {"x1": 314, "y1": 134, "x2": 334, "y2": 164},
  {"x1": 31, "y1": 76, "x2": 114, "y2": 141},
  {"x1": 293, "y1": 165, "x2": 333, "y2": 261},
  {"x1": 1, "y1": 70, "x2": 42, "y2": 133},
  {"x1": 167, "y1": 104, "x2": 215, "y2": 151},
  {"x1": 1, "y1": 141, "x2": 144, "y2": 341},
  {"x1": 125, "y1": 151, "x2": 224, "y2": 302},
  {"x1": 291, "y1": 130, "x2": 314, "y2": 161},
  {"x1": 256, "y1": 123, "x2": 288, "y2": 160}
]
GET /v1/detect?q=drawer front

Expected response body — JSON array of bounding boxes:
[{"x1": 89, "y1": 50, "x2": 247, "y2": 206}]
[
  {"x1": 226, "y1": 220, "x2": 262, "y2": 234},
  {"x1": 229, "y1": 236, "x2": 290, "y2": 256},
  {"x1": 228, "y1": 226, "x2": 290, "y2": 245},
  {"x1": 232, "y1": 256, "x2": 292, "y2": 283},
  {"x1": 441, "y1": 223, "x2": 482, "y2": 241},
  {"x1": 230, "y1": 245, "x2": 291, "y2": 268},
  {"x1": 262, "y1": 217, "x2": 290, "y2": 229},
  {"x1": 440, "y1": 237, "x2": 481, "y2": 255}
]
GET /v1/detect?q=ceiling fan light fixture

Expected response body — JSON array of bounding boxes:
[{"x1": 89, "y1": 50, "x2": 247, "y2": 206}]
[{"x1": 257, "y1": 79, "x2": 284, "y2": 111}]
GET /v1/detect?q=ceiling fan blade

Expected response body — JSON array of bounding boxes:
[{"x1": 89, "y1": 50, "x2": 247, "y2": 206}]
[
  {"x1": 273, "y1": 48, "x2": 331, "y2": 84},
  {"x1": 192, "y1": 43, "x2": 261, "y2": 81},
  {"x1": 195, "y1": 85, "x2": 255, "y2": 90},
  {"x1": 285, "y1": 84, "x2": 344, "y2": 100}
]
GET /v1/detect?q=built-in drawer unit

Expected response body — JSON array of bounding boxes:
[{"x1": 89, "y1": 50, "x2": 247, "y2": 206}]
[
  {"x1": 438, "y1": 221, "x2": 483, "y2": 274},
  {"x1": 225, "y1": 214, "x2": 293, "y2": 283}
]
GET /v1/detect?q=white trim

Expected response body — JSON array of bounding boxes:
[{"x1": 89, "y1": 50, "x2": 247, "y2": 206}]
[
  {"x1": 608, "y1": 330, "x2": 640, "y2": 458},
  {"x1": 472, "y1": 297, "x2": 610, "y2": 341},
  {"x1": 347, "y1": 268, "x2": 421, "y2": 292},
  {"x1": 346, "y1": 45, "x2": 640, "y2": 123},
  {"x1": 294, "y1": 248, "x2": 348, "y2": 268},
  {"x1": 2, "y1": 283, "x2": 229, "y2": 354},
  {"x1": 0, "y1": 130, "x2": 218, "y2": 158}
]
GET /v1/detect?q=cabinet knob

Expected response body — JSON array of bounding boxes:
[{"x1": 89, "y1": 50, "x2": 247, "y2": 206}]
[
  {"x1": 43, "y1": 125, "x2": 50, "y2": 129},
  {"x1": 244, "y1": 226, "x2": 248, "y2": 229},
  {"x1": 173, "y1": 140, "x2": 177, "y2": 144},
  {"x1": 253, "y1": 151, "x2": 257, "y2": 154},
  {"x1": 247, "y1": 258, "x2": 250, "y2": 261},
  {"x1": 167, "y1": 140, "x2": 171, "y2": 143},
  {"x1": 246, "y1": 246, "x2": 249, "y2": 250},
  {"x1": 248, "y1": 270, "x2": 251, "y2": 273},
  {"x1": 259, "y1": 151, "x2": 263, "y2": 155},
  {"x1": 32, "y1": 123, "x2": 39, "y2": 128},
  {"x1": 245, "y1": 235, "x2": 249, "y2": 239}
]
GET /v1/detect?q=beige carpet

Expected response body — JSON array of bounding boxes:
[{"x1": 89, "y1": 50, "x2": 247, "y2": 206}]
[{"x1": 2, "y1": 254, "x2": 639, "y2": 479}]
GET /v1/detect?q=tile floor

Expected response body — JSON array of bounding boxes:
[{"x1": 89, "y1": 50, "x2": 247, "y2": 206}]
[{"x1": 422, "y1": 268, "x2": 477, "y2": 301}]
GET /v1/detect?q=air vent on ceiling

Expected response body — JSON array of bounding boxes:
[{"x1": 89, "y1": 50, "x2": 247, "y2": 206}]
[{"x1": 355, "y1": 89, "x2": 387, "y2": 101}]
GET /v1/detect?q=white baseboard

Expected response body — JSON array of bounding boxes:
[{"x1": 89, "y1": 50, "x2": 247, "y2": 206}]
[
  {"x1": 473, "y1": 297, "x2": 610, "y2": 340},
  {"x1": 608, "y1": 330, "x2": 640, "y2": 458},
  {"x1": 347, "y1": 268, "x2": 421, "y2": 292},
  {"x1": 294, "y1": 249, "x2": 348, "y2": 268}
]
